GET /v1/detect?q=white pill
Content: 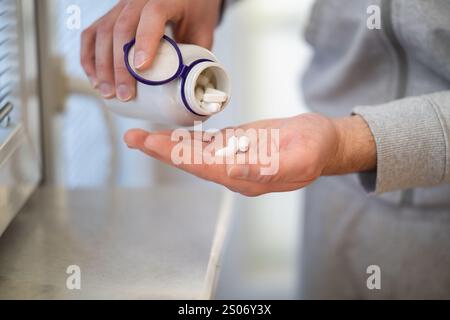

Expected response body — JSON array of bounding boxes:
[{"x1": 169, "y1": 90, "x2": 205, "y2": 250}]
[
  {"x1": 215, "y1": 136, "x2": 239, "y2": 157},
  {"x1": 227, "y1": 136, "x2": 239, "y2": 150},
  {"x1": 215, "y1": 147, "x2": 235, "y2": 157},
  {"x1": 238, "y1": 136, "x2": 250, "y2": 152},
  {"x1": 203, "y1": 69, "x2": 213, "y2": 79},
  {"x1": 201, "y1": 101, "x2": 221, "y2": 113},
  {"x1": 195, "y1": 86, "x2": 204, "y2": 101},
  {"x1": 203, "y1": 88, "x2": 228, "y2": 103},
  {"x1": 197, "y1": 74, "x2": 210, "y2": 87},
  {"x1": 205, "y1": 128, "x2": 221, "y2": 134}
]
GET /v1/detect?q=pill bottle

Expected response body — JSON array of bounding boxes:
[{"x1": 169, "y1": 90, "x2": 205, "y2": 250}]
[{"x1": 103, "y1": 35, "x2": 231, "y2": 127}]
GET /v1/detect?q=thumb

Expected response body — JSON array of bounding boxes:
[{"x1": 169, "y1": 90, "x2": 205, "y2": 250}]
[{"x1": 176, "y1": 24, "x2": 214, "y2": 50}]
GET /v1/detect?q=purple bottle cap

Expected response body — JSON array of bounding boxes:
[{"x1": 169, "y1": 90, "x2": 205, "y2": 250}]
[
  {"x1": 123, "y1": 35, "x2": 184, "y2": 86},
  {"x1": 123, "y1": 35, "x2": 213, "y2": 116}
]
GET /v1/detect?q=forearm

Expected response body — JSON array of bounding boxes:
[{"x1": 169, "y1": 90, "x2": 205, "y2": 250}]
[
  {"x1": 323, "y1": 91, "x2": 450, "y2": 194},
  {"x1": 323, "y1": 115, "x2": 376, "y2": 176}
]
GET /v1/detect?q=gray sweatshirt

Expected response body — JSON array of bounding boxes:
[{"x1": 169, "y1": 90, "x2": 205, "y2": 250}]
[
  {"x1": 303, "y1": 0, "x2": 450, "y2": 201},
  {"x1": 301, "y1": 0, "x2": 450, "y2": 298},
  {"x1": 225, "y1": 0, "x2": 450, "y2": 298}
]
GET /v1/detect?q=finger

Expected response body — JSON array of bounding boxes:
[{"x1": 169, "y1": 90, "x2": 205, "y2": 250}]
[
  {"x1": 124, "y1": 129, "x2": 151, "y2": 149},
  {"x1": 222, "y1": 140, "x2": 272, "y2": 183},
  {"x1": 124, "y1": 128, "x2": 177, "y2": 149},
  {"x1": 226, "y1": 163, "x2": 265, "y2": 182},
  {"x1": 80, "y1": 23, "x2": 98, "y2": 87},
  {"x1": 137, "y1": 137, "x2": 302, "y2": 196},
  {"x1": 136, "y1": 131, "x2": 295, "y2": 196},
  {"x1": 134, "y1": 1, "x2": 178, "y2": 70},
  {"x1": 178, "y1": 24, "x2": 214, "y2": 50},
  {"x1": 220, "y1": 125, "x2": 282, "y2": 183},
  {"x1": 140, "y1": 133, "x2": 259, "y2": 183},
  {"x1": 95, "y1": 6, "x2": 124, "y2": 98},
  {"x1": 138, "y1": 134, "x2": 267, "y2": 192},
  {"x1": 139, "y1": 139, "x2": 269, "y2": 196},
  {"x1": 113, "y1": 1, "x2": 147, "y2": 101},
  {"x1": 141, "y1": 133, "x2": 234, "y2": 181}
]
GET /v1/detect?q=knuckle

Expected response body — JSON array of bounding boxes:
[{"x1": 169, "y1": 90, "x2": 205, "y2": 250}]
[
  {"x1": 95, "y1": 61, "x2": 112, "y2": 75},
  {"x1": 114, "y1": 66, "x2": 132, "y2": 81},
  {"x1": 134, "y1": 33, "x2": 152, "y2": 46},
  {"x1": 96, "y1": 22, "x2": 113, "y2": 37},
  {"x1": 80, "y1": 28, "x2": 90, "y2": 41},
  {"x1": 80, "y1": 55, "x2": 91, "y2": 70},
  {"x1": 81, "y1": 24, "x2": 96, "y2": 39},
  {"x1": 113, "y1": 16, "x2": 134, "y2": 35},
  {"x1": 80, "y1": 55, "x2": 94, "y2": 73},
  {"x1": 303, "y1": 159, "x2": 321, "y2": 180},
  {"x1": 113, "y1": 64, "x2": 127, "y2": 73},
  {"x1": 144, "y1": 0, "x2": 165, "y2": 16}
]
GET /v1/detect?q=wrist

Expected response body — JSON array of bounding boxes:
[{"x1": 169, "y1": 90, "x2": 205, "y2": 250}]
[{"x1": 324, "y1": 115, "x2": 376, "y2": 175}]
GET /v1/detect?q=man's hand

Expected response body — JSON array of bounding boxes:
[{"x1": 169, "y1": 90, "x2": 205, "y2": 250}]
[
  {"x1": 123, "y1": 113, "x2": 376, "y2": 197},
  {"x1": 80, "y1": 0, "x2": 222, "y2": 101}
]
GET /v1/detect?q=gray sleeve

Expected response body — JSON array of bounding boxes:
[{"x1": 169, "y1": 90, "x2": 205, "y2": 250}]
[{"x1": 352, "y1": 91, "x2": 450, "y2": 194}]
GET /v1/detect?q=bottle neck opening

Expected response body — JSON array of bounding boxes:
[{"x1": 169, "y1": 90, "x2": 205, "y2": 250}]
[{"x1": 183, "y1": 62, "x2": 231, "y2": 116}]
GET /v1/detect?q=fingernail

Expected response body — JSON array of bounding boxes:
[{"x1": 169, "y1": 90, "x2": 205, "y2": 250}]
[
  {"x1": 117, "y1": 84, "x2": 132, "y2": 101},
  {"x1": 99, "y1": 82, "x2": 114, "y2": 98},
  {"x1": 88, "y1": 76, "x2": 98, "y2": 88},
  {"x1": 134, "y1": 51, "x2": 148, "y2": 69}
]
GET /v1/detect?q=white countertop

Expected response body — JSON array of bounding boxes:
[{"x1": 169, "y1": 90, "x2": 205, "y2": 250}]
[{"x1": 0, "y1": 186, "x2": 233, "y2": 299}]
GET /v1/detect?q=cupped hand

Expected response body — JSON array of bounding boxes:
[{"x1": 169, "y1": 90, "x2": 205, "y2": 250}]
[{"x1": 123, "y1": 113, "x2": 356, "y2": 197}]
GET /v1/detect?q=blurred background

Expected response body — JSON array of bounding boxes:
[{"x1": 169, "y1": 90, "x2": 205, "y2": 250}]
[{"x1": 0, "y1": 0, "x2": 315, "y2": 299}]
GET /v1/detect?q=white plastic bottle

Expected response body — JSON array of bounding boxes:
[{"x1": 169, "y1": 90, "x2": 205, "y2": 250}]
[{"x1": 103, "y1": 35, "x2": 231, "y2": 127}]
